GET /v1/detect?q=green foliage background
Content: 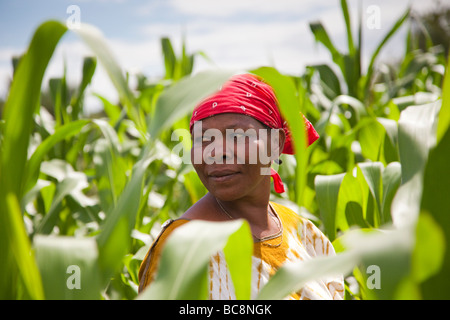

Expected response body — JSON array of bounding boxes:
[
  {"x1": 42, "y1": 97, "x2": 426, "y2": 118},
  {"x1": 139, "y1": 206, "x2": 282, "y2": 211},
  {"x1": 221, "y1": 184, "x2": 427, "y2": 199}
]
[{"x1": 1, "y1": 1, "x2": 449, "y2": 300}]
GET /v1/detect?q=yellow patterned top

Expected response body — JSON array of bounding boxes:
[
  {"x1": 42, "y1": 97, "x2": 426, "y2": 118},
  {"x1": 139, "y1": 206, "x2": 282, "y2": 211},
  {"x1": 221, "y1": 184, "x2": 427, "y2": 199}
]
[{"x1": 138, "y1": 201, "x2": 344, "y2": 300}]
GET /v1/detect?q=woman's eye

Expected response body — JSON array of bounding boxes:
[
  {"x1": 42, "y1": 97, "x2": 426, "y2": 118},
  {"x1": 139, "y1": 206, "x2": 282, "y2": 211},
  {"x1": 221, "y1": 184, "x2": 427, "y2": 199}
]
[
  {"x1": 193, "y1": 135, "x2": 213, "y2": 144},
  {"x1": 228, "y1": 132, "x2": 245, "y2": 140}
]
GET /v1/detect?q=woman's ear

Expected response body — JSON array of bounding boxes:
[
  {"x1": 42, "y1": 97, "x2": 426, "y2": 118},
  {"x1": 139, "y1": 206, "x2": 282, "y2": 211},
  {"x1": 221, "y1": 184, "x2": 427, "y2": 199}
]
[{"x1": 269, "y1": 128, "x2": 286, "y2": 160}]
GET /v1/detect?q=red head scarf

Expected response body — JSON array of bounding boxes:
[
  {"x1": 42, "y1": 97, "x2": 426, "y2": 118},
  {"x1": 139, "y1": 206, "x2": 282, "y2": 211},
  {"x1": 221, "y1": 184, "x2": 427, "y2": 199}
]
[{"x1": 189, "y1": 73, "x2": 319, "y2": 193}]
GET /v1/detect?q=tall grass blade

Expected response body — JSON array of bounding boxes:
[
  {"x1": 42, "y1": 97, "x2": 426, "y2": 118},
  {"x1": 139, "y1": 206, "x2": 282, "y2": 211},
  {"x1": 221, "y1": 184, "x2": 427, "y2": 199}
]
[
  {"x1": 161, "y1": 37, "x2": 177, "y2": 79},
  {"x1": 419, "y1": 58, "x2": 450, "y2": 298},
  {"x1": 436, "y1": 55, "x2": 450, "y2": 144},
  {"x1": 96, "y1": 156, "x2": 151, "y2": 283},
  {"x1": 71, "y1": 56, "x2": 97, "y2": 119},
  {"x1": 0, "y1": 20, "x2": 67, "y2": 299},
  {"x1": 309, "y1": 21, "x2": 342, "y2": 65},
  {"x1": 23, "y1": 119, "x2": 90, "y2": 194},
  {"x1": 149, "y1": 69, "x2": 235, "y2": 138},
  {"x1": 73, "y1": 24, "x2": 144, "y2": 135},
  {"x1": 391, "y1": 100, "x2": 441, "y2": 227},
  {"x1": 251, "y1": 67, "x2": 308, "y2": 206},
  {"x1": 1, "y1": 194, "x2": 44, "y2": 299},
  {"x1": 340, "y1": 0, "x2": 355, "y2": 55},
  {"x1": 364, "y1": 9, "x2": 410, "y2": 96},
  {"x1": 315, "y1": 173, "x2": 346, "y2": 241}
]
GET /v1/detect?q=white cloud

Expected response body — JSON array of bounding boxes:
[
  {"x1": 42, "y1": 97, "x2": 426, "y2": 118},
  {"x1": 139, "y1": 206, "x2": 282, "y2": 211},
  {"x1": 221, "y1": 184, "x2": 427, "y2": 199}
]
[
  {"x1": 139, "y1": 17, "x2": 335, "y2": 75},
  {"x1": 0, "y1": 0, "x2": 440, "y2": 112},
  {"x1": 168, "y1": 0, "x2": 336, "y2": 17}
]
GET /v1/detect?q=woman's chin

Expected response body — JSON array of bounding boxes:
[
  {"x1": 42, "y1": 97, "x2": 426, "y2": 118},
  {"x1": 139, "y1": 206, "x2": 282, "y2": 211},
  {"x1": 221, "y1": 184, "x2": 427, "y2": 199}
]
[
  {"x1": 208, "y1": 186, "x2": 244, "y2": 203},
  {"x1": 210, "y1": 191, "x2": 238, "y2": 203}
]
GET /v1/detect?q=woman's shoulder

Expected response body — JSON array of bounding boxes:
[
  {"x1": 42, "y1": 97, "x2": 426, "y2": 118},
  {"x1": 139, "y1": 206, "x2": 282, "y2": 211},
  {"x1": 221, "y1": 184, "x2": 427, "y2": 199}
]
[
  {"x1": 151, "y1": 218, "x2": 190, "y2": 251},
  {"x1": 270, "y1": 201, "x2": 334, "y2": 256},
  {"x1": 179, "y1": 193, "x2": 225, "y2": 221},
  {"x1": 138, "y1": 218, "x2": 189, "y2": 291},
  {"x1": 270, "y1": 201, "x2": 306, "y2": 226},
  {"x1": 270, "y1": 201, "x2": 320, "y2": 228},
  {"x1": 160, "y1": 218, "x2": 190, "y2": 234},
  {"x1": 141, "y1": 218, "x2": 190, "y2": 257}
]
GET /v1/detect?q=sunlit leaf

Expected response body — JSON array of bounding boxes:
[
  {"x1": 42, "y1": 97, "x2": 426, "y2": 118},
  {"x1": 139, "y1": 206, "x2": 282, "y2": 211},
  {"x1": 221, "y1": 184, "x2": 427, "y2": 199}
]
[
  {"x1": 391, "y1": 101, "x2": 441, "y2": 227},
  {"x1": 419, "y1": 114, "x2": 450, "y2": 298},
  {"x1": 315, "y1": 173, "x2": 346, "y2": 241},
  {"x1": 251, "y1": 67, "x2": 308, "y2": 206},
  {"x1": 149, "y1": 69, "x2": 235, "y2": 138},
  {"x1": 96, "y1": 157, "x2": 151, "y2": 283},
  {"x1": 34, "y1": 235, "x2": 101, "y2": 299}
]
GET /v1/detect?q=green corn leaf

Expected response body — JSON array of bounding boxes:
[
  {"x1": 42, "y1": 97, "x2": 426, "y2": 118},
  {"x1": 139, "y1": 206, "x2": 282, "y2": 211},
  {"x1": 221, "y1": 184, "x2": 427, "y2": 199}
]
[
  {"x1": 340, "y1": 0, "x2": 355, "y2": 55},
  {"x1": 0, "y1": 20, "x2": 67, "y2": 299},
  {"x1": 49, "y1": 78, "x2": 64, "y2": 127},
  {"x1": 419, "y1": 91, "x2": 450, "y2": 298},
  {"x1": 96, "y1": 156, "x2": 151, "y2": 283},
  {"x1": 307, "y1": 64, "x2": 342, "y2": 98},
  {"x1": 36, "y1": 170, "x2": 89, "y2": 235},
  {"x1": 332, "y1": 94, "x2": 367, "y2": 120},
  {"x1": 73, "y1": 24, "x2": 144, "y2": 136},
  {"x1": 161, "y1": 37, "x2": 177, "y2": 80},
  {"x1": 149, "y1": 69, "x2": 235, "y2": 138},
  {"x1": 411, "y1": 212, "x2": 445, "y2": 285},
  {"x1": 34, "y1": 235, "x2": 101, "y2": 299},
  {"x1": 337, "y1": 172, "x2": 369, "y2": 230},
  {"x1": 358, "y1": 118, "x2": 385, "y2": 162},
  {"x1": 364, "y1": 8, "x2": 410, "y2": 96},
  {"x1": 309, "y1": 21, "x2": 342, "y2": 66},
  {"x1": 257, "y1": 225, "x2": 413, "y2": 300},
  {"x1": 23, "y1": 119, "x2": 90, "y2": 194},
  {"x1": 436, "y1": 56, "x2": 450, "y2": 144},
  {"x1": 342, "y1": 53, "x2": 360, "y2": 98},
  {"x1": 315, "y1": 173, "x2": 346, "y2": 241},
  {"x1": 137, "y1": 219, "x2": 252, "y2": 300},
  {"x1": 381, "y1": 162, "x2": 401, "y2": 223},
  {"x1": 94, "y1": 93, "x2": 122, "y2": 125},
  {"x1": 251, "y1": 67, "x2": 308, "y2": 205},
  {"x1": 358, "y1": 162, "x2": 383, "y2": 226},
  {"x1": 391, "y1": 100, "x2": 441, "y2": 227},
  {"x1": 0, "y1": 194, "x2": 44, "y2": 299},
  {"x1": 257, "y1": 250, "x2": 357, "y2": 300},
  {"x1": 91, "y1": 119, "x2": 127, "y2": 209},
  {"x1": 0, "y1": 20, "x2": 67, "y2": 201},
  {"x1": 71, "y1": 56, "x2": 97, "y2": 119}
]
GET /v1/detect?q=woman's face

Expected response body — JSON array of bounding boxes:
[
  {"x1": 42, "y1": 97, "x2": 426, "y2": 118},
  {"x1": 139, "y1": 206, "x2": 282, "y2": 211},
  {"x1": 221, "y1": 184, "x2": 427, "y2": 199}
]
[{"x1": 191, "y1": 113, "x2": 284, "y2": 202}]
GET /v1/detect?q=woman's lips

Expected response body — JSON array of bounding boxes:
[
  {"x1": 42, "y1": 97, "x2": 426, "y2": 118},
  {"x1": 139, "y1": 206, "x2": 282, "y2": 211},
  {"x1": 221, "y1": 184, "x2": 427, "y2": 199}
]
[
  {"x1": 209, "y1": 172, "x2": 239, "y2": 182},
  {"x1": 208, "y1": 170, "x2": 240, "y2": 183}
]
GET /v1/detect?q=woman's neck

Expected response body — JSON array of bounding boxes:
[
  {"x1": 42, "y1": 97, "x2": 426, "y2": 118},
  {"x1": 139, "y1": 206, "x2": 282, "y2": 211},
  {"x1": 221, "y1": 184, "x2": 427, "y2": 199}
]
[{"x1": 209, "y1": 190, "x2": 277, "y2": 239}]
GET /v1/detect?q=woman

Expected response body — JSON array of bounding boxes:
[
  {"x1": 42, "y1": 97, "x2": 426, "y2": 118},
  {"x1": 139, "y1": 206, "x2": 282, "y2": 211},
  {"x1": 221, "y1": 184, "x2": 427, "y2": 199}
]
[{"x1": 139, "y1": 73, "x2": 344, "y2": 300}]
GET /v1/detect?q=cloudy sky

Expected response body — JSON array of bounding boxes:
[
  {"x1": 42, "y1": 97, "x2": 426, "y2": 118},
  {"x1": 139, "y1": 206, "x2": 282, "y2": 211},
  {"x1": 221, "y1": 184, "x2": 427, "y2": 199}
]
[{"x1": 0, "y1": 0, "x2": 439, "y2": 113}]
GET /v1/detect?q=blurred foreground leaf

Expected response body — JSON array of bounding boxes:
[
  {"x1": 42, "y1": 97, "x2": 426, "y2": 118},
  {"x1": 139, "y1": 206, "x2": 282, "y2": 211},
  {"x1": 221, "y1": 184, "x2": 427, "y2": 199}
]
[
  {"x1": 0, "y1": 20, "x2": 68, "y2": 299},
  {"x1": 149, "y1": 69, "x2": 235, "y2": 138},
  {"x1": 137, "y1": 219, "x2": 252, "y2": 300},
  {"x1": 34, "y1": 235, "x2": 101, "y2": 299}
]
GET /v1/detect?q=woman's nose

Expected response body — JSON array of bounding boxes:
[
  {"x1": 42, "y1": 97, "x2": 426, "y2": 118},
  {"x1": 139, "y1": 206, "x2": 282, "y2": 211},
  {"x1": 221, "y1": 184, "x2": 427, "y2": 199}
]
[{"x1": 209, "y1": 138, "x2": 233, "y2": 163}]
